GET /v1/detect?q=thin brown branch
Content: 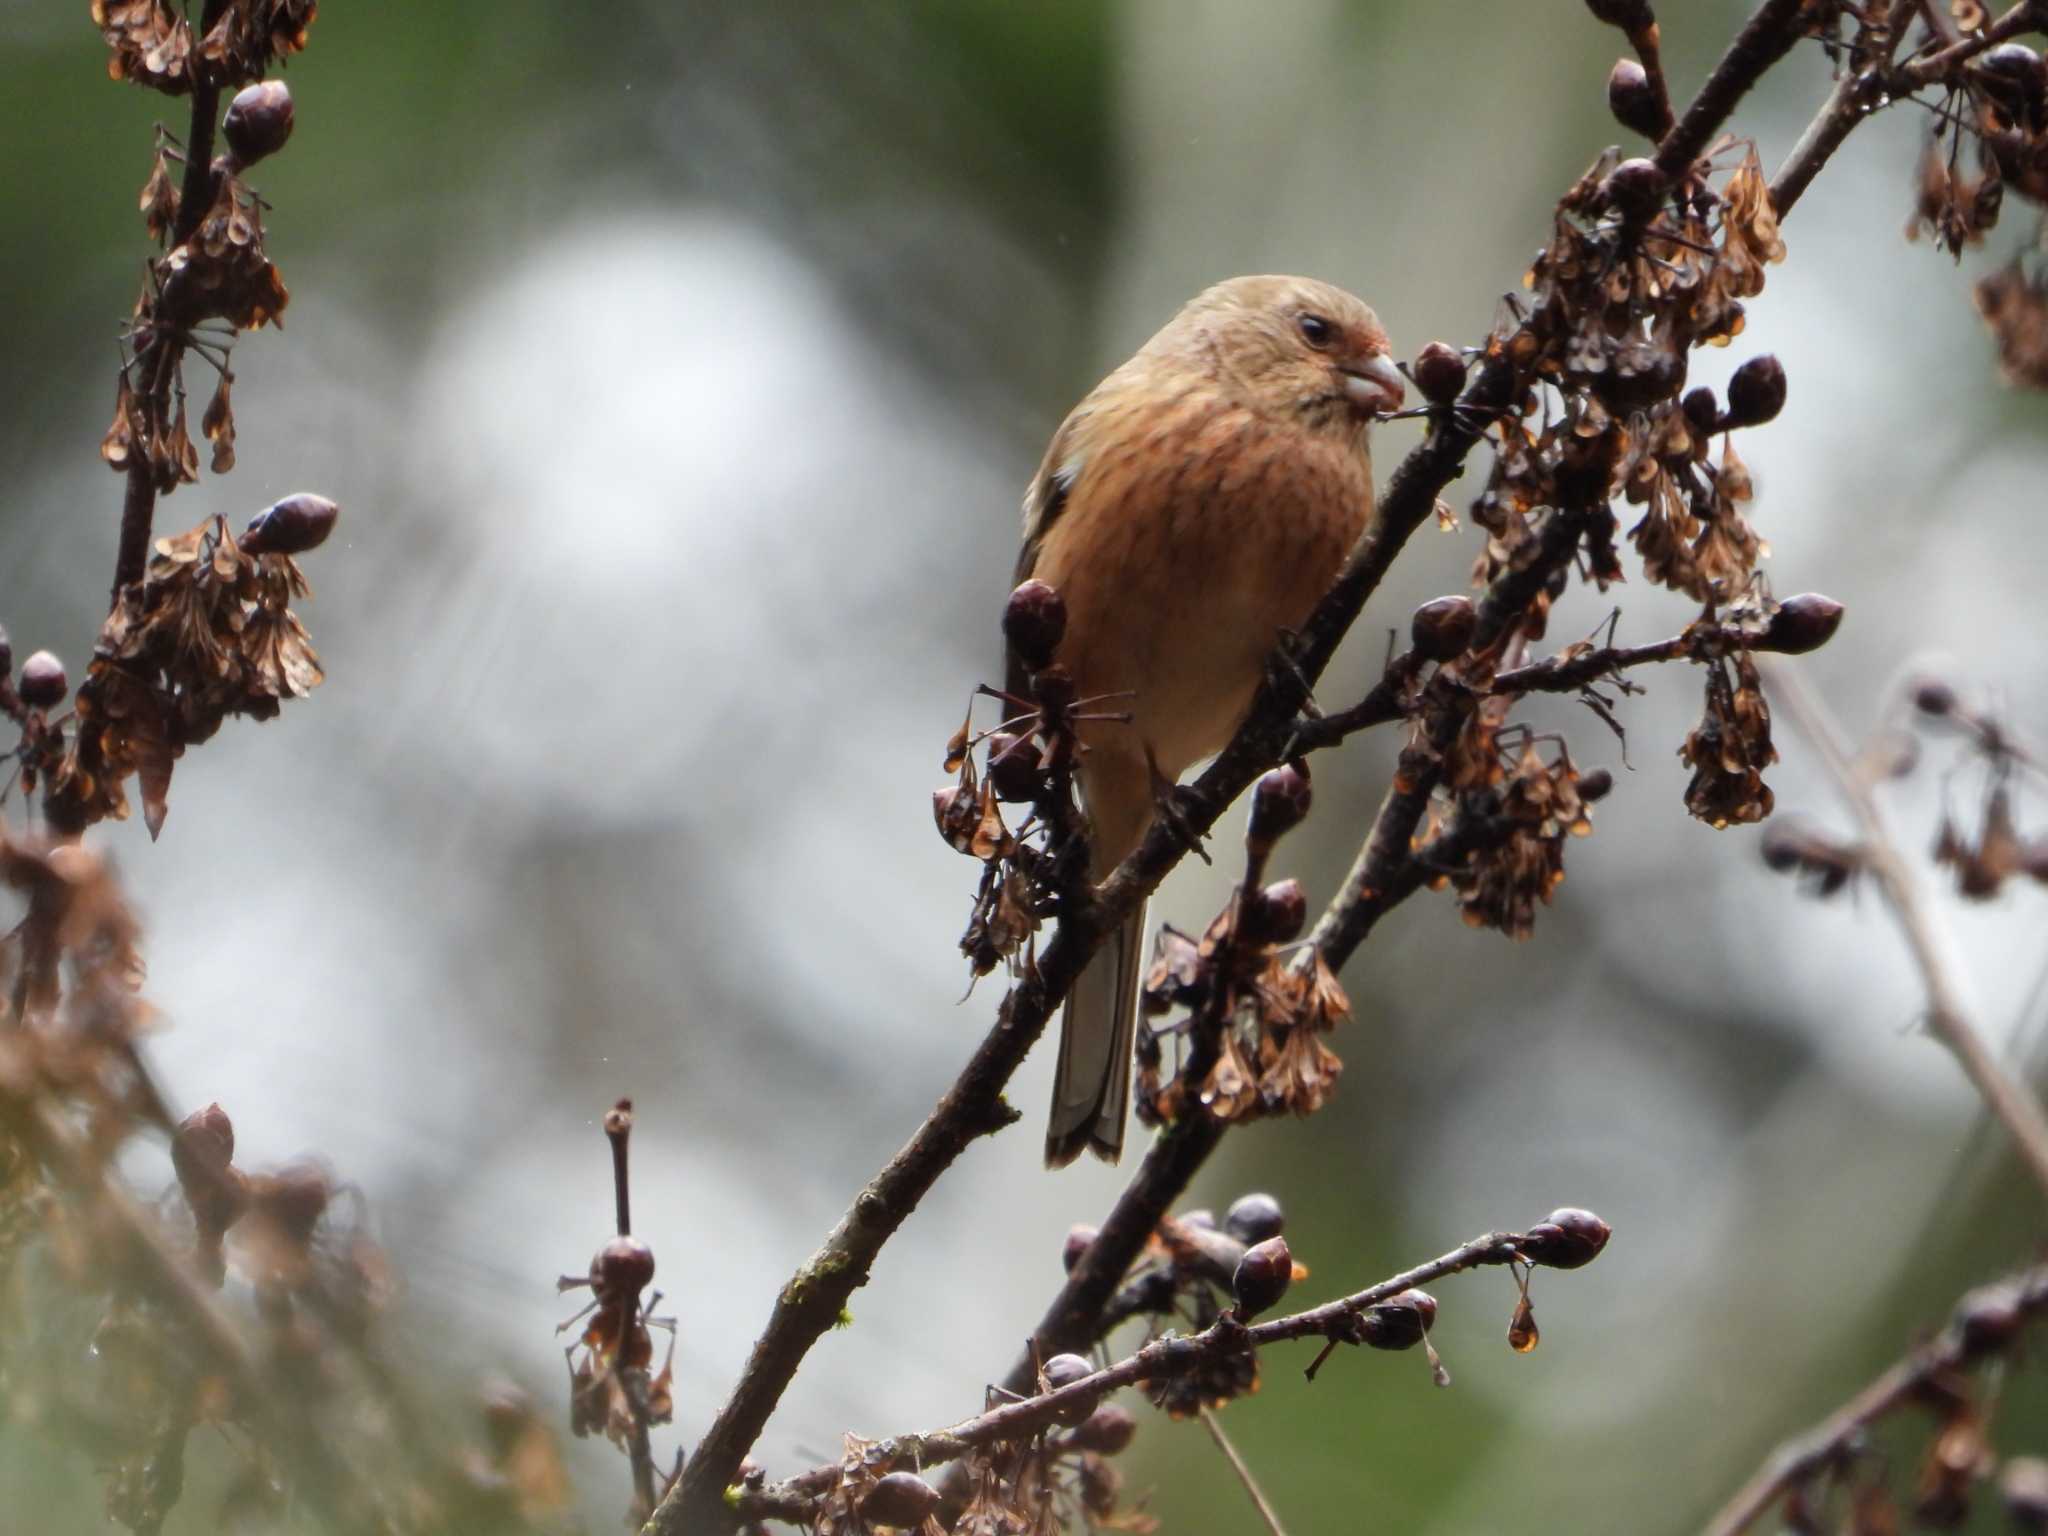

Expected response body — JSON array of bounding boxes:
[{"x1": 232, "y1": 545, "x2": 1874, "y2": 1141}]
[
  {"x1": 1701, "y1": 1262, "x2": 2048, "y2": 1536},
  {"x1": 743, "y1": 1228, "x2": 1537, "y2": 1525},
  {"x1": 1771, "y1": 0, "x2": 1921, "y2": 215},
  {"x1": 112, "y1": 0, "x2": 232, "y2": 601},
  {"x1": 1897, "y1": 0, "x2": 2040, "y2": 86},
  {"x1": 1764, "y1": 659, "x2": 2048, "y2": 1198},
  {"x1": 1200, "y1": 1405, "x2": 1289, "y2": 1536},
  {"x1": 1654, "y1": 0, "x2": 1812, "y2": 181}
]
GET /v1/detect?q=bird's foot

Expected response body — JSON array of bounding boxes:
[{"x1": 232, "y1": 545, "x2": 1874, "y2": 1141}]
[{"x1": 1146, "y1": 747, "x2": 1212, "y2": 866}]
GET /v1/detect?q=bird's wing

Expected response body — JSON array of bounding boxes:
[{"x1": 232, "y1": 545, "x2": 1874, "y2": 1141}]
[{"x1": 1007, "y1": 406, "x2": 1086, "y2": 700}]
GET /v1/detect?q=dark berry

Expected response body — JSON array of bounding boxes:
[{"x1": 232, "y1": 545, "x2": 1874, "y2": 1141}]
[{"x1": 1003, "y1": 579, "x2": 1068, "y2": 671}]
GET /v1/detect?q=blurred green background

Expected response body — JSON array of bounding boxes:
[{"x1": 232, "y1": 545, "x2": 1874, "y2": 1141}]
[{"x1": 4, "y1": 2, "x2": 2047, "y2": 1531}]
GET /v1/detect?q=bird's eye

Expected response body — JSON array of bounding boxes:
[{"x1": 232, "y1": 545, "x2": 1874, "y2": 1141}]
[{"x1": 1297, "y1": 313, "x2": 1336, "y2": 349}]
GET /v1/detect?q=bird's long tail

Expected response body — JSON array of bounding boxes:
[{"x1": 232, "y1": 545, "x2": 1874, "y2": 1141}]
[{"x1": 1046, "y1": 758, "x2": 1153, "y2": 1166}]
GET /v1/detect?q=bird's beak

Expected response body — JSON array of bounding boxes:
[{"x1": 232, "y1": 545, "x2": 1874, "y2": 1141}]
[{"x1": 1341, "y1": 354, "x2": 1406, "y2": 417}]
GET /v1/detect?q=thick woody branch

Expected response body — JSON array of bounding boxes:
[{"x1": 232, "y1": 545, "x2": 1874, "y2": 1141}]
[
  {"x1": 1764, "y1": 661, "x2": 2048, "y2": 1198},
  {"x1": 1770, "y1": 0, "x2": 1921, "y2": 216},
  {"x1": 1702, "y1": 1262, "x2": 2048, "y2": 1536},
  {"x1": 744, "y1": 1229, "x2": 1537, "y2": 1525}
]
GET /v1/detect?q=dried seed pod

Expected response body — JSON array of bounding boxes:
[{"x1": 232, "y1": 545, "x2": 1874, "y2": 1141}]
[
  {"x1": 1003, "y1": 579, "x2": 1067, "y2": 671},
  {"x1": 1359, "y1": 1288, "x2": 1437, "y2": 1350},
  {"x1": 591, "y1": 1235, "x2": 656, "y2": 1300},
  {"x1": 241, "y1": 492, "x2": 339, "y2": 556},
  {"x1": 1607, "y1": 58, "x2": 1662, "y2": 139},
  {"x1": 1762, "y1": 593, "x2": 1844, "y2": 655},
  {"x1": 223, "y1": 80, "x2": 295, "y2": 168},
  {"x1": 1519, "y1": 1207, "x2": 1611, "y2": 1269},
  {"x1": 1410, "y1": 595, "x2": 1477, "y2": 661},
  {"x1": 1223, "y1": 1192, "x2": 1285, "y2": 1246},
  {"x1": 1242, "y1": 879, "x2": 1307, "y2": 946},
  {"x1": 1724, "y1": 354, "x2": 1787, "y2": 428},
  {"x1": 1062, "y1": 1223, "x2": 1098, "y2": 1274},
  {"x1": 1507, "y1": 1293, "x2": 1540, "y2": 1353},
  {"x1": 19, "y1": 650, "x2": 68, "y2": 709},
  {"x1": 1069, "y1": 1403, "x2": 1137, "y2": 1456},
  {"x1": 1412, "y1": 341, "x2": 1467, "y2": 405},
  {"x1": 1231, "y1": 1235, "x2": 1294, "y2": 1319},
  {"x1": 860, "y1": 1471, "x2": 940, "y2": 1528},
  {"x1": 1248, "y1": 762, "x2": 1313, "y2": 850},
  {"x1": 1040, "y1": 1353, "x2": 1099, "y2": 1426}
]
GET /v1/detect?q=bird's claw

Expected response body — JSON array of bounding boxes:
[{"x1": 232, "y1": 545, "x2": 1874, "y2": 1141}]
[{"x1": 1146, "y1": 748, "x2": 1212, "y2": 865}]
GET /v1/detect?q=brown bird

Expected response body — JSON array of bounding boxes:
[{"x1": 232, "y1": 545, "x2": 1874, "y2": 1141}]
[{"x1": 1011, "y1": 274, "x2": 1403, "y2": 1167}]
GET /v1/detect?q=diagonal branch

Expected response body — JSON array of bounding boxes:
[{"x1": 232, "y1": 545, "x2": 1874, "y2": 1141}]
[
  {"x1": 1702, "y1": 1261, "x2": 2048, "y2": 1536},
  {"x1": 1763, "y1": 660, "x2": 2048, "y2": 1198}
]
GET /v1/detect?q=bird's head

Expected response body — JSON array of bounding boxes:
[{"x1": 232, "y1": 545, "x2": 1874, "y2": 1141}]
[{"x1": 1161, "y1": 274, "x2": 1404, "y2": 437}]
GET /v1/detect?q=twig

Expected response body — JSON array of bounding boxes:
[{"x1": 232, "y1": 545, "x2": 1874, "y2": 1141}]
[
  {"x1": 1654, "y1": 0, "x2": 1811, "y2": 182},
  {"x1": 1770, "y1": 0, "x2": 1921, "y2": 215},
  {"x1": 1701, "y1": 1261, "x2": 2048, "y2": 1536},
  {"x1": 1763, "y1": 659, "x2": 2048, "y2": 1198},
  {"x1": 1896, "y1": 0, "x2": 2041, "y2": 86},
  {"x1": 1200, "y1": 1405, "x2": 1289, "y2": 1536},
  {"x1": 111, "y1": 0, "x2": 231, "y2": 601},
  {"x1": 743, "y1": 1229, "x2": 1535, "y2": 1523}
]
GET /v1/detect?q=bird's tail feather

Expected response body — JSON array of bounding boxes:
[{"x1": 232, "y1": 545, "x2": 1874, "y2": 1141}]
[{"x1": 1044, "y1": 901, "x2": 1145, "y2": 1167}]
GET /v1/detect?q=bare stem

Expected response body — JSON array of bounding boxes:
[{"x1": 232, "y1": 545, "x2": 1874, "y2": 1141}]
[
  {"x1": 1763, "y1": 659, "x2": 2048, "y2": 1199},
  {"x1": 1200, "y1": 1405, "x2": 1290, "y2": 1536}
]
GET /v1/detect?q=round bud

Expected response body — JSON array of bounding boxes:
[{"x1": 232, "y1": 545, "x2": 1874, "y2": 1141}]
[
  {"x1": 1723, "y1": 354, "x2": 1787, "y2": 428},
  {"x1": 1062, "y1": 1223, "x2": 1098, "y2": 1274},
  {"x1": 1584, "y1": 0, "x2": 1653, "y2": 28},
  {"x1": 1972, "y1": 43, "x2": 2048, "y2": 130},
  {"x1": 1518, "y1": 1207, "x2": 1611, "y2": 1269},
  {"x1": 2001, "y1": 1457, "x2": 2048, "y2": 1533},
  {"x1": 1912, "y1": 678, "x2": 1957, "y2": 718},
  {"x1": 1003, "y1": 579, "x2": 1068, "y2": 671},
  {"x1": 986, "y1": 732, "x2": 1041, "y2": 803},
  {"x1": 1681, "y1": 387, "x2": 1720, "y2": 439},
  {"x1": 1031, "y1": 662, "x2": 1076, "y2": 716},
  {"x1": 1600, "y1": 157, "x2": 1668, "y2": 222},
  {"x1": 1069, "y1": 1402, "x2": 1137, "y2": 1456},
  {"x1": 1607, "y1": 58, "x2": 1662, "y2": 139},
  {"x1": 1040, "y1": 1352, "x2": 1099, "y2": 1426},
  {"x1": 1412, "y1": 341, "x2": 1467, "y2": 406},
  {"x1": 256, "y1": 1162, "x2": 332, "y2": 1244},
  {"x1": 860, "y1": 1471, "x2": 940, "y2": 1529},
  {"x1": 0, "y1": 623, "x2": 12, "y2": 680},
  {"x1": 591, "y1": 1235, "x2": 656, "y2": 1299},
  {"x1": 1242, "y1": 879, "x2": 1307, "y2": 947},
  {"x1": 1758, "y1": 823, "x2": 1803, "y2": 873},
  {"x1": 1955, "y1": 1279, "x2": 2024, "y2": 1360},
  {"x1": 1360, "y1": 1288, "x2": 1438, "y2": 1350},
  {"x1": 1231, "y1": 1235, "x2": 1294, "y2": 1320},
  {"x1": 171, "y1": 1102, "x2": 247, "y2": 1233},
  {"x1": 1576, "y1": 768, "x2": 1614, "y2": 803},
  {"x1": 1762, "y1": 593, "x2": 1844, "y2": 655},
  {"x1": 241, "y1": 492, "x2": 339, "y2": 556},
  {"x1": 222, "y1": 80, "x2": 295, "y2": 167},
  {"x1": 18, "y1": 650, "x2": 68, "y2": 709},
  {"x1": 1248, "y1": 762, "x2": 1313, "y2": 848},
  {"x1": 1410, "y1": 595, "x2": 1477, "y2": 662},
  {"x1": 1224, "y1": 1192, "x2": 1285, "y2": 1246}
]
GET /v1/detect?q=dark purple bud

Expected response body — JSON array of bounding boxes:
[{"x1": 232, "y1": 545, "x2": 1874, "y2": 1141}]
[
  {"x1": 1069, "y1": 1403, "x2": 1137, "y2": 1456},
  {"x1": 1762, "y1": 593, "x2": 1843, "y2": 655},
  {"x1": 1231, "y1": 1235, "x2": 1294, "y2": 1320},
  {"x1": 986, "y1": 731, "x2": 1042, "y2": 803},
  {"x1": 1600, "y1": 157, "x2": 1668, "y2": 222},
  {"x1": 1412, "y1": 341, "x2": 1467, "y2": 406},
  {"x1": 1224, "y1": 1192, "x2": 1285, "y2": 1246},
  {"x1": 860, "y1": 1472, "x2": 940, "y2": 1528},
  {"x1": 1004, "y1": 579, "x2": 1067, "y2": 671},
  {"x1": 1041, "y1": 1352, "x2": 1099, "y2": 1426},
  {"x1": 1584, "y1": 0, "x2": 1653, "y2": 28},
  {"x1": 1411, "y1": 595, "x2": 1477, "y2": 662},
  {"x1": 241, "y1": 492, "x2": 339, "y2": 556},
  {"x1": 19, "y1": 650, "x2": 67, "y2": 709},
  {"x1": 1242, "y1": 879, "x2": 1307, "y2": 946},
  {"x1": 1518, "y1": 1207, "x2": 1611, "y2": 1269},
  {"x1": 222, "y1": 80, "x2": 295, "y2": 167},
  {"x1": 591, "y1": 1235, "x2": 655, "y2": 1299},
  {"x1": 1607, "y1": 58, "x2": 1662, "y2": 139},
  {"x1": 1062, "y1": 1223, "x2": 1098, "y2": 1274},
  {"x1": 1360, "y1": 1288, "x2": 1437, "y2": 1350},
  {"x1": 1724, "y1": 354, "x2": 1787, "y2": 428},
  {"x1": 1913, "y1": 678, "x2": 1957, "y2": 718},
  {"x1": 1682, "y1": 387, "x2": 1719, "y2": 439},
  {"x1": 1248, "y1": 762, "x2": 1313, "y2": 849},
  {"x1": 1577, "y1": 768, "x2": 1614, "y2": 803}
]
